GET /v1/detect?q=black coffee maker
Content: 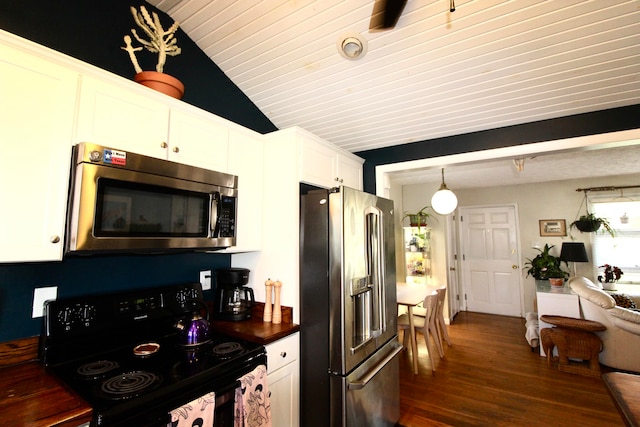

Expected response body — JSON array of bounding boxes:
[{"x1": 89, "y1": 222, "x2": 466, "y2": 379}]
[{"x1": 213, "y1": 268, "x2": 255, "y2": 321}]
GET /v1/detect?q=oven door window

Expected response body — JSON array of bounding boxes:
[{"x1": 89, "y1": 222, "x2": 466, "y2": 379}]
[{"x1": 94, "y1": 178, "x2": 210, "y2": 237}]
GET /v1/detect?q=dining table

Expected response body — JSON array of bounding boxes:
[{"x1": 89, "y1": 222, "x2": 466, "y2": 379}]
[{"x1": 396, "y1": 282, "x2": 440, "y2": 374}]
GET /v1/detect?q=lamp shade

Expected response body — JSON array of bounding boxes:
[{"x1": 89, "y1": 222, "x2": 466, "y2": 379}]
[
  {"x1": 431, "y1": 168, "x2": 458, "y2": 215},
  {"x1": 560, "y1": 242, "x2": 589, "y2": 263},
  {"x1": 431, "y1": 188, "x2": 458, "y2": 215}
]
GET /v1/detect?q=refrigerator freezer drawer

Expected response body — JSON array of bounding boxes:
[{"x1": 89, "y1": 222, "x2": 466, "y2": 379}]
[{"x1": 331, "y1": 339, "x2": 402, "y2": 427}]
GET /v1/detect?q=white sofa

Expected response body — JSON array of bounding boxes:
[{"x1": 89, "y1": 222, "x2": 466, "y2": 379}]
[{"x1": 568, "y1": 276, "x2": 640, "y2": 373}]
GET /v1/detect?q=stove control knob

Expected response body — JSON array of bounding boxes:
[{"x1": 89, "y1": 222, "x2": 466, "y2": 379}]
[
  {"x1": 75, "y1": 304, "x2": 96, "y2": 327},
  {"x1": 57, "y1": 306, "x2": 75, "y2": 331}
]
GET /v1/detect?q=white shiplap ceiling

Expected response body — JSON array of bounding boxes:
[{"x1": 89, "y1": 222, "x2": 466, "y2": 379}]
[{"x1": 146, "y1": 0, "x2": 640, "y2": 187}]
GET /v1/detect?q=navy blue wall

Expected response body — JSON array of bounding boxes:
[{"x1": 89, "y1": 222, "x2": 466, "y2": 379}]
[
  {"x1": 356, "y1": 104, "x2": 640, "y2": 193},
  {"x1": 0, "y1": 0, "x2": 276, "y2": 342},
  {"x1": 0, "y1": 253, "x2": 230, "y2": 342},
  {"x1": 0, "y1": 0, "x2": 278, "y2": 134}
]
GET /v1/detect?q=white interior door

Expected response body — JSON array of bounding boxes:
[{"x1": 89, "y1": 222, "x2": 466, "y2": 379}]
[
  {"x1": 446, "y1": 214, "x2": 460, "y2": 321},
  {"x1": 460, "y1": 205, "x2": 522, "y2": 317}
]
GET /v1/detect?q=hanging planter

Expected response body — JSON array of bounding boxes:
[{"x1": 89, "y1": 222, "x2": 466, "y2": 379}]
[
  {"x1": 570, "y1": 192, "x2": 615, "y2": 238},
  {"x1": 572, "y1": 217, "x2": 602, "y2": 233}
]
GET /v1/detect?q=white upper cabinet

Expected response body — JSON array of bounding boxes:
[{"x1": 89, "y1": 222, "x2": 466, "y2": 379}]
[
  {"x1": 336, "y1": 153, "x2": 364, "y2": 190},
  {"x1": 226, "y1": 128, "x2": 264, "y2": 252},
  {"x1": 167, "y1": 108, "x2": 229, "y2": 171},
  {"x1": 273, "y1": 127, "x2": 364, "y2": 190},
  {"x1": 76, "y1": 76, "x2": 230, "y2": 172},
  {"x1": 0, "y1": 40, "x2": 78, "y2": 262},
  {"x1": 76, "y1": 75, "x2": 171, "y2": 157}
]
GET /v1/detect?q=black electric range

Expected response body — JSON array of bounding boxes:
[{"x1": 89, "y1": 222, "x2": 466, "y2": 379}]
[{"x1": 40, "y1": 283, "x2": 266, "y2": 427}]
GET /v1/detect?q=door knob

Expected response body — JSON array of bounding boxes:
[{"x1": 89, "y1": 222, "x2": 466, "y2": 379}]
[{"x1": 512, "y1": 265, "x2": 518, "y2": 269}]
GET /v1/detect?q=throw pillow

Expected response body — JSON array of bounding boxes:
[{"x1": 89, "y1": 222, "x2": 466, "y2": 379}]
[{"x1": 611, "y1": 293, "x2": 638, "y2": 310}]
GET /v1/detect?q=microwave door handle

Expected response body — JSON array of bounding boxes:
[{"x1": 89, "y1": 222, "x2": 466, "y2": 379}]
[{"x1": 210, "y1": 192, "x2": 220, "y2": 237}]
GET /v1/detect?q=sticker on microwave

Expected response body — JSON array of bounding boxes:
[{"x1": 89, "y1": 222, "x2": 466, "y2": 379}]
[{"x1": 104, "y1": 149, "x2": 127, "y2": 166}]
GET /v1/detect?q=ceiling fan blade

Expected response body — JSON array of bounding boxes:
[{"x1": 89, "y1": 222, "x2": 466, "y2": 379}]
[{"x1": 369, "y1": 0, "x2": 408, "y2": 31}]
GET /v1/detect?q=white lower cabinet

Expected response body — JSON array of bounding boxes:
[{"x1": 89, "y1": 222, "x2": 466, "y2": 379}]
[{"x1": 266, "y1": 333, "x2": 299, "y2": 427}]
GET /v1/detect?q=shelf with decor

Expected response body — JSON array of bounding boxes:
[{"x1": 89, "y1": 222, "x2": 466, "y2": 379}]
[{"x1": 403, "y1": 227, "x2": 431, "y2": 285}]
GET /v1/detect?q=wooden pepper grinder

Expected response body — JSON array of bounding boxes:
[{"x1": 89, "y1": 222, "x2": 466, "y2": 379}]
[
  {"x1": 272, "y1": 280, "x2": 282, "y2": 324},
  {"x1": 263, "y1": 279, "x2": 273, "y2": 322}
]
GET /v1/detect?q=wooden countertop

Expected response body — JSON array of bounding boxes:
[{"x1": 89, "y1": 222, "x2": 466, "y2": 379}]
[
  {"x1": 208, "y1": 302, "x2": 300, "y2": 345},
  {"x1": 0, "y1": 337, "x2": 92, "y2": 427},
  {"x1": 0, "y1": 303, "x2": 298, "y2": 427}
]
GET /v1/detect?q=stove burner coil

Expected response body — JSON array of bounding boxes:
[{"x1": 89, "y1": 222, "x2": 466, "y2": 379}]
[
  {"x1": 77, "y1": 360, "x2": 120, "y2": 379},
  {"x1": 100, "y1": 371, "x2": 161, "y2": 400},
  {"x1": 212, "y1": 341, "x2": 243, "y2": 359}
]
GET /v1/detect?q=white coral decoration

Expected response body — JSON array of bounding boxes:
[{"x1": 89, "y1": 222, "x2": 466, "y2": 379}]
[{"x1": 121, "y1": 5, "x2": 181, "y2": 74}]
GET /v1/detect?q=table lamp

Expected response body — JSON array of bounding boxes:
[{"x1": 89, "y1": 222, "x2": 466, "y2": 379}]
[{"x1": 560, "y1": 242, "x2": 589, "y2": 276}]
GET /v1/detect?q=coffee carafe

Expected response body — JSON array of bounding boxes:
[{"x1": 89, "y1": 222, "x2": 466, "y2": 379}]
[{"x1": 213, "y1": 268, "x2": 255, "y2": 321}]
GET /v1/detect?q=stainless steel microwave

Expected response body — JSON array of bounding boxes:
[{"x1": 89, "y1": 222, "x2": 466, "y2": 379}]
[{"x1": 66, "y1": 143, "x2": 238, "y2": 254}]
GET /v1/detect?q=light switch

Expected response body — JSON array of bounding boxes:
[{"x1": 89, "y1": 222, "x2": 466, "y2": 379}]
[{"x1": 33, "y1": 286, "x2": 57, "y2": 318}]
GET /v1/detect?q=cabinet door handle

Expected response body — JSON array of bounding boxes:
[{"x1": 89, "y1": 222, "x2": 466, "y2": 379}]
[
  {"x1": 173, "y1": 146, "x2": 180, "y2": 153},
  {"x1": 280, "y1": 352, "x2": 287, "y2": 358},
  {"x1": 335, "y1": 177, "x2": 343, "y2": 183},
  {"x1": 50, "y1": 235, "x2": 60, "y2": 244},
  {"x1": 160, "y1": 141, "x2": 168, "y2": 148}
]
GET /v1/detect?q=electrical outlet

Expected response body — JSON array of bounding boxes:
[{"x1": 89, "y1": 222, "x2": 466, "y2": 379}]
[
  {"x1": 33, "y1": 286, "x2": 57, "y2": 318},
  {"x1": 200, "y1": 270, "x2": 212, "y2": 290}
]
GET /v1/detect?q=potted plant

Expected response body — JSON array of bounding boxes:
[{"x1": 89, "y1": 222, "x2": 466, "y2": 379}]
[
  {"x1": 597, "y1": 264, "x2": 623, "y2": 291},
  {"x1": 121, "y1": 6, "x2": 184, "y2": 99},
  {"x1": 524, "y1": 244, "x2": 569, "y2": 286},
  {"x1": 402, "y1": 206, "x2": 438, "y2": 228},
  {"x1": 570, "y1": 212, "x2": 615, "y2": 238}
]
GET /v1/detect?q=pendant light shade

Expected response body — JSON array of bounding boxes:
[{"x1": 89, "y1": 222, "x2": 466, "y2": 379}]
[{"x1": 431, "y1": 168, "x2": 458, "y2": 215}]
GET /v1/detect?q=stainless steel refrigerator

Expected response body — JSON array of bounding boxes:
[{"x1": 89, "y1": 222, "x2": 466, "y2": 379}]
[{"x1": 300, "y1": 186, "x2": 402, "y2": 427}]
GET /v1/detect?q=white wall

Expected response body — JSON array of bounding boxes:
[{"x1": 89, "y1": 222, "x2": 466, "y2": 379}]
[{"x1": 399, "y1": 173, "x2": 640, "y2": 315}]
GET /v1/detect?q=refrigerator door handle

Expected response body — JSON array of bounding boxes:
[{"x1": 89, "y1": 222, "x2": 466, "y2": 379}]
[
  {"x1": 365, "y1": 207, "x2": 386, "y2": 334},
  {"x1": 347, "y1": 344, "x2": 403, "y2": 390}
]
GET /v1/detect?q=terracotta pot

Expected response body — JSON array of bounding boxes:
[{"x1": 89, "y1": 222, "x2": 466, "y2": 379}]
[
  {"x1": 134, "y1": 71, "x2": 184, "y2": 99},
  {"x1": 548, "y1": 278, "x2": 564, "y2": 287}
]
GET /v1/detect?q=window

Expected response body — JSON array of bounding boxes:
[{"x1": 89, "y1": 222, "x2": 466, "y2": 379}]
[{"x1": 592, "y1": 199, "x2": 640, "y2": 284}]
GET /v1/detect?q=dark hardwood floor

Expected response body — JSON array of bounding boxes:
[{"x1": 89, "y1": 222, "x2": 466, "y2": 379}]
[{"x1": 397, "y1": 311, "x2": 624, "y2": 426}]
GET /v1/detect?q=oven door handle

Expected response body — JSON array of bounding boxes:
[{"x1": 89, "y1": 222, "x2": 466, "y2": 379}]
[{"x1": 348, "y1": 344, "x2": 402, "y2": 390}]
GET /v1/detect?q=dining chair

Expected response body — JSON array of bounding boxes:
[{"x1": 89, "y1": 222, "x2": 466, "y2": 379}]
[
  {"x1": 435, "y1": 287, "x2": 452, "y2": 347},
  {"x1": 398, "y1": 293, "x2": 442, "y2": 372}
]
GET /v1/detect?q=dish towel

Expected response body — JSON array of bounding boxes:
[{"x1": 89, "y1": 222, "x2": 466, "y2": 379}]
[
  {"x1": 168, "y1": 391, "x2": 216, "y2": 427},
  {"x1": 234, "y1": 364, "x2": 271, "y2": 427}
]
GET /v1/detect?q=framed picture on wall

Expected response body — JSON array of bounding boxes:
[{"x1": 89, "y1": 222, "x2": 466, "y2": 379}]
[{"x1": 539, "y1": 219, "x2": 566, "y2": 236}]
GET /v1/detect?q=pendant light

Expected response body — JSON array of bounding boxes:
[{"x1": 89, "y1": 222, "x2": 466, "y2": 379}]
[{"x1": 431, "y1": 168, "x2": 458, "y2": 215}]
